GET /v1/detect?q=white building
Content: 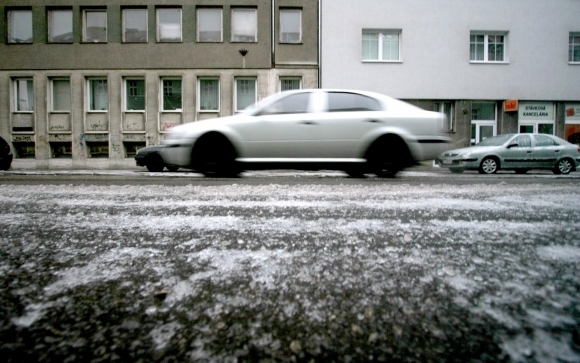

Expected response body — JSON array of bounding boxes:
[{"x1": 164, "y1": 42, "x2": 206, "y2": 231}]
[{"x1": 320, "y1": 0, "x2": 580, "y2": 147}]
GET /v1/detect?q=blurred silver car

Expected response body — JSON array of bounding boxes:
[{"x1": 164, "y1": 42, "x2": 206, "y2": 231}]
[
  {"x1": 160, "y1": 89, "x2": 450, "y2": 177},
  {"x1": 436, "y1": 133, "x2": 580, "y2": 174}
]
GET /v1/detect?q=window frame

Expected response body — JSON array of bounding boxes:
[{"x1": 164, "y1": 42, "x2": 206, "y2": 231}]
[
  {"x1": 570, "y1": 32, "x2": 580, "y2": 64},
  {"x1": 434, "y1": 101, "x2": 454, "y2": 132},
  {"x1": 160, "y1": 77, "x2": 183, "y2": 112},
  {"x1": 280, "y1": 9, "x2": 302, "y2": 44},
  {"x1": 362, "y1": 29, "x2": 402, "y2": 62},
  {"x1": 48, "y1": 8, "x2": 73, "y2": 43},
  {"x1": 87, "y1": 77, "x2": 109, "y2": 112},
  {"x1": 124, "y1": 78, "x2": 146, "y2": 112},
  {"x1": 122, "y1": 8, "x2": 148, "y2": 43},
  {"x1": 234, "y1": 77, "x2": 258, "y2": 112},
  {"x1": 198, "y1": 78, "x2": 221, "y2": 112},
  {"x1": 13, "y1": 77, "x2": 35, "y2": 113},
  {"x1": 470, "y1": 32, "x2": 508, "y2": 63},
  {"x1": 82, "y1": 9, "x2": 107, "y2": 43},
  {"x1": 7, "y1": 9, "x2": 33, "y2": 44},
  {"x1": 231, "y1": 8, "x2": 258, "y2": 43},
  {"x1": 156, "y1": 7, "x2": 182, "y2": 43},
  {"x1": 50, "y1": 78, "x2": 71, "y2": 112},
  {"x1": 197, "y1": 7, "x2": 223, "y2": 42},
  {"x1": 279, "y1": 77, "x2": 302, "y2": 92}
]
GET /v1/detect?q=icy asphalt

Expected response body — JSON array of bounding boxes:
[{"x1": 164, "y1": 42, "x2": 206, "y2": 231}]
[{"x1": 0, "y1": 167, "x2": 579, "y2": 362}]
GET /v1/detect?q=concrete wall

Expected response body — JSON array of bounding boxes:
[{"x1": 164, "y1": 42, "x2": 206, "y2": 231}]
[{"x1": 321, "y1": 0, "x2": 580, "y2": 101}]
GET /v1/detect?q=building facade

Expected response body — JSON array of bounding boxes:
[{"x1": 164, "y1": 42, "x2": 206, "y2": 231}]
[
  {"x1": 0, "y1": 0, "x2": 319, "y2": 169},
  {"x1": 321, "y1": 0, "x2": 580, "y2": 149}
]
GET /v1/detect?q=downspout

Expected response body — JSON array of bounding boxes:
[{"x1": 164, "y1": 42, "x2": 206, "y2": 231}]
[
  {"x1": 271, "y1": 0, "x2": 275, "y2": 69},
  {"x1": 318, "y1": 0, "x2": 322, "y2": 88}
]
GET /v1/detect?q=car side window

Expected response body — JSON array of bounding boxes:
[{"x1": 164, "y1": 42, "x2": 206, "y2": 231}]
[
  {"x1": 534, "y1": 135, "x2": 557, "y2": 147},
  {"x1": 327, "y1": 92, "x2": 381, "y2": 112},
  {"x1": 256, "y1": 93, "x2": 310, "y2": 116},
  {"x1": 512, "y1": 135, "x2": 531, "y2": 147}
]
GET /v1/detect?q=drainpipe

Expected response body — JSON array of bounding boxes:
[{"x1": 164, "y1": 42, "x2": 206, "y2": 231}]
[
  {"x1": 272, "y1": 0, "x2": 275, "y2": 69},
  {"x1": 318, "y1": 0, "x2": 322, "y2": 88}
]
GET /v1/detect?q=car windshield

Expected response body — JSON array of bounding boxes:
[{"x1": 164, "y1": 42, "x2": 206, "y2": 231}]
[{"x1": 476, "y1": 134, "x2": 514, "y2": 147}]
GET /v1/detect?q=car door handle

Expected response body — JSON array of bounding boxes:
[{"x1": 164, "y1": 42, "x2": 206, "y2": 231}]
[
  {"x1": 300, "y1": 121, "x2": 317, "y2": 125},
  {"x1": 554, "y1": 150, "x2": 560, "y2": 153},
  {"x1": 364, "y1": 119, "x2": 382, "y2": 123},
  {"x1": 527, "y1": 151, "x2": 532, "y2": 153}
]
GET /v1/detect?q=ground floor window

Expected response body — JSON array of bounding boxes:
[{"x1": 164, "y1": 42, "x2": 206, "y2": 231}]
[
  {"x1": 198, "y1": 78, "x2": 220, "y2": 111},
  {"x1": 435, "y1": 101, "x2": 454, "y2": 131},
  {"x1": 50, "y1": 142, "x2": 72, "y2": 158},
  {"x1": 518, "y1": 102, "x2": 555, "y2": 135},
  {"x1": 124, "y1": 142, "x2": 145, "y2": 158},
  {"x1": 235, "y1": 78, "x2": 257, "y2": 112},
  {"x1": 87, "y1": 142, "x2": 109, "y2": 158},
  {"x1": 519, "y1": 123, "x2": 554, "y2": 134},
  {"x1": 280, "y1": 77, "x2": 301, "y2": 92},
  {"x1": 13, "y1": 142, "x2": 35, "y2": 158}
]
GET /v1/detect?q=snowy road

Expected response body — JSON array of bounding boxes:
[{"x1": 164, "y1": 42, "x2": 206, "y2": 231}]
[{"x1": 1, "y1": 175, "x2": 579, "y2": 362}]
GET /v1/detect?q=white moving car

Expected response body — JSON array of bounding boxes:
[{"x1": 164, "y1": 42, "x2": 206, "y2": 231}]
[{"x1": 159, "y1": 89, "x2": 450, "y2": 177}]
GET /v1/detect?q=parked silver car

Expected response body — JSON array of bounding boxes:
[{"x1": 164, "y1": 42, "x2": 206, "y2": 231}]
[
  {"x1": 436, "y1": 133, "x2": 580, "y2": 174},
  {"x1": 159, "y1": 89, "x2": 450, "y2": 177}
]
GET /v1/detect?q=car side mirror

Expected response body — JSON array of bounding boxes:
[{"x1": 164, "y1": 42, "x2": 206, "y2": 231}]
[{"x1": 507, "y1": 143, "x2": 518, "y2": 149}]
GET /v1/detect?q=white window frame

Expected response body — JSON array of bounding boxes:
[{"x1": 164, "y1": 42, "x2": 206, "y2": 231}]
[
  {"x1": 7, "y1": 9, "x2": 33, "y2": 44},
  {"x1": 198, "y1": 78, "x2": 220, "y2": 112},
  {"x1": 48, "y1": 9, "x2": 73, "y2": 43},
  {"x1": 234, "y1": 77, "x2": 257, "y2": 112},
  {"x1": 197, "y1": 8, "x2": 223, "y2": 42},
  {"x1": 471, "y1": 102, "x2": 497, "y2": 145},
  {"x1": 279, "y1": 77, "x2": 302, "y2": 92},
  {"x1": 156, "y1": 8, "x2": 182, "y2": 42},
  {"x1": 122, "y1": 8, "x2": 148, "y2": 43},
  {"x1": 83, "y1": 9, "x2": 107, "y2": 43},
  {"x1": 362, "y1": 29, "x2": 402, "y2": 62},
  {"x1": 280, "y1": 9, "x2": 302, "y2": 43},
  {"x1": 231, "y1": 8, "x2": 257, "y2": 42},
  {"x1": 87, "y1": 77, "x2": 109, "y2": 112},
  {"x1": 435, "y1": 102, "x2": 454, "y2": 132},
  {"x1": 570, "y1": 32, "x2": 580, "y2": 64},
  {"x1": 13, "y1": 78, "x2": 34, "y2": 113},
  {"x1": 124, "y1": 78, "x2": 146, "y2": 112},
  {"x1": 50, "y1": 78, "x2": 71, "y2": 112},
  {"x1": 160, "y1": 77, "x2": 183, "y2": 112},
  {"x1": 470, "y1": 32, "x2": 508, "y2": 63}
]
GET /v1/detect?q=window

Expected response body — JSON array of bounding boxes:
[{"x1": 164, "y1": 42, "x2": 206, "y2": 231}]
[
  {"x1": 51, "y1": 79, "x2": 71, "y2": 112},
  {"x1": 435, "y1": 102, "x2": 454, "y2": 131},
  {"x1": 7, "y1": 9, "x2": 33, "y2": 43},
  {"x1": 157, "y1": 8, "x2": 182, "y2": 42},
  {"x1": 511, "y1": 135, "x2": 532, "y2": 148},
  {"x1": 280, "y1": 77, "x2": 302, "y2": 91},
  {"x1": 362, "y1": 30, "x2": 401, "y2": 61},
  {"x1": 51, "y1": 142, "x2": 72, "y2": 158},
  {"x1": 231, "y1": 8, "x2": 257, "y2": 42},
  {"x1": 88, "y1": 78, "x2": 108, "y2": 111},
  {"x1": 470, "y1": 33, "x2": 506, "y2": 62},
  {"x1": 570, "y1": 33, "x2": 580, "y2": 63},
  {"x1": 125, "y1": 79, "x2": 145, "y2": 111},
  {"x1": 199, "y1": 79, "x2": 220, "y2": 111},
  {"x1": 327, "y1": 92, "x2": 381, "y2": 112},
  {"x1": 235, "y1": 78, "x2": 257, "y2": 111},
  {"x1": 161, "y1": 78, "x2": 182, "y2": 111},
  {"x1": 14, "y1": 78, "x2": 34, "y2": 112},
  {"x1": 123, "y1": 8, "x2": 148, "y2": 42},
  {"x1": 257, "y1": 93, "x2": 310, "y2": 116},
  {"x1": 198, "y1": 8, "x2": 222, "y2": 42},
  {"x1": 280, "y1": 9, "x2": 301, "y2": 43},
  {"x1": 48, "y1": 9, "x2": 73, "y2": 43},
  {"x1": 534, "y1": 135, "x2": 558, "y2": 147},
  {"x1": 83, "y1": 9, "x2": 107, "y2": 42}
]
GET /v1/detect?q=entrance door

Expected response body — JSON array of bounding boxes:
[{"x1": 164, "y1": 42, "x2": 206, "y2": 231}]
[{"x1": 471, "y1": 102, "x2": 497, "y2": 145}]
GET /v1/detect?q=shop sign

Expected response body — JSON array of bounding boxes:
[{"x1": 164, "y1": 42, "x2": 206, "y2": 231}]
[
  {"x1": 565, "y1": 104, "x2": 580, "y2": 122},
  {"x1": 504, "y1": 99, "x2": 518, "y2": 112},
  {"x1": 518, "y1": 102, "x2": 554, "y2": 120}
]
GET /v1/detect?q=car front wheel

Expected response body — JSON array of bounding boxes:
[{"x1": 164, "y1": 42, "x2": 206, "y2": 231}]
[
  {"x1": 145, "y1": 154, "x2": 164, "y2": 172},
  {"x1": 478, "y1": 157, "x2": 499, "y2": 174},
  {"x1": 553, "y1": 158, "x2": 573, "y2": 175}
]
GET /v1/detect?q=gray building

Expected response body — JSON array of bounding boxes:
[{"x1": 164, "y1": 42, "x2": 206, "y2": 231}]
[
  {"x1": 321, "y1": 0, "x2": 580, "y2": 149},
  {"x1": 0, "y1": 0, "x2": 319, "y2": 169}
]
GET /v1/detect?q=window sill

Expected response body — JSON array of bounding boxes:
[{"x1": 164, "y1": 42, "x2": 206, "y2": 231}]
[
  {"x1": 81, "y1": 41, "x2": 108, "y2": 44},
  {"x1": 156, "y1": 40, "x2": 183, "y2": 43},
  {"x1": 124, "y1": 110, "x2": 146, "y2": 113},
  {"x1": 197, "y1": 40, "x2": 224, "y2": 43},
  {"x1": 87, "y1": 110, "x2": 108, "y2": 113},
  {"x1": 279, "y1": 42, "x2": 303, "y2": 45},
  {"x1": 48, "y1": 131, "x2": 72, "y2": 134},
  {"x1": 50, "y1": 111, "x2": 70, "y2": 114},
  {"x1": 12, "y1": 111, "x2": 34, "y2": 114},
  {"x1": 160, "y1": 110, "x2": 183, "y2": 113},
  {"x1": 569, "y1": 62, "x2": 580, "y2": 65},
  {"x1": 122, "y1": 131, "x2": 146, "y2": 134},
  {"x1": 198, "y1": 110, "x2": 220, "y2": 113},
  {"x1": 469, "y1": 61, "x2": 510, "y2": 65},
  {"x1": 362, "y1": 60, "x2": 403, "y2": 63}
]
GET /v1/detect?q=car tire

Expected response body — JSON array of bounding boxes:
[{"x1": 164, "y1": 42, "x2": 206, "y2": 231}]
[
  {"x1": 0, "y1": 162, "x2": 10, "y2": 171},
  {"x1": 145, "y1": 154, "x2": 164, "y2": 172},
  {"x1": 193, "y1": 134, "x2": 240, "y2": 178},
  {"x1": 449, "y1": 168, "x2": 464, "y2": 174},
  {"x1": 553, "y1": 158, "x2": 573, "y2": 175},
  {"x1": 514, "y1": 169, "x2": 529, "y2": 174},
  {"x1": 166, "y1": 166, "x2": 179, "y2": 172},
  {"x1": 478, "y1": 157, "x2": 499, "y2": 174},
  {"x1": 367, "y1": 136, "x2": 408, "y2": 178}
]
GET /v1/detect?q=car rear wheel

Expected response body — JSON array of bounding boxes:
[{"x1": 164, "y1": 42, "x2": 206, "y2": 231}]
[
  {"x1": 553, "y1": 158, "x2": 573, "y2": 175},
  {"x1": 367, "y1": 136, "x2": 408, "y2": 178},
  {"x1": 478, "y1": 157, "x2": 499, "y2": 174},
  {"x1": 145, "y1": 154, "x2": 164, "y2": 172},
  {"x1": 449, "y1": 168, "x2": 464, "y2": 174},
  {"x1": 193, "y1": 134, "x2": 240, "y2": 177},
  {"x1": 0, "y1": 162, "x2": 10, "y2": 171}
]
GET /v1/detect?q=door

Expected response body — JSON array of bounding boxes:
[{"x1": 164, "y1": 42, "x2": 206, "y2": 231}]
[
  {"x1": 471, "y1": 102, "x2": 497, "y2": 145},
  {"x1": 500, "y1": 134, "x2": 533, "y2": 169},
  {"x1": 532, "y1": 134, "x2": 563, "y2": 168}
]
